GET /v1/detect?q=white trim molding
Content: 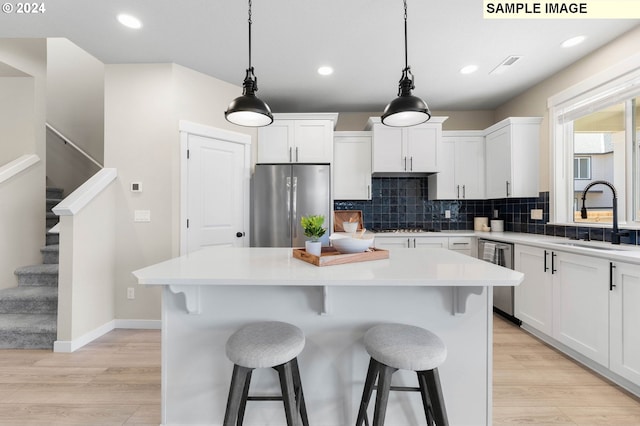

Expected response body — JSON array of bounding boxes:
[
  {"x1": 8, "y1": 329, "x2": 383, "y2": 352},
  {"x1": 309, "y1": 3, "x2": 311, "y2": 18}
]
[
  {"x1": 52, "y1": 168, "x2": 117, "y2": 216},
  {"x1": 0, "y1": 154, "x2": 40, "y2": 185},
  {"x1": 54, "y1": 319, "x2": 161, "y2": 353}
]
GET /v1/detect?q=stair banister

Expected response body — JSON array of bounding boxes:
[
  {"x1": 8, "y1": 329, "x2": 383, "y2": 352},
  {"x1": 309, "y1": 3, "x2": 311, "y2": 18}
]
[
  {"x1": 46, "y1": 123, "x2": 103, "y2": 169},
  {"x1": 0, "y1": 154, "x2": 40, "y2": 185}
]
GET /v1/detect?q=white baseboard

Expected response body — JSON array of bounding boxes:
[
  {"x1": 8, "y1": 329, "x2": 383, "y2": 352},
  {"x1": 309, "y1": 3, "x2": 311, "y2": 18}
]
[{"x1": 53, "y1": 319, "x2": 161, "y2": 353}]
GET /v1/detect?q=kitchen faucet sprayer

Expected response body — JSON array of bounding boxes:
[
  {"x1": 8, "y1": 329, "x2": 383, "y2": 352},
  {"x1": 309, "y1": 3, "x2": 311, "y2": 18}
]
[{"x1": 580, "y1": 180, "x2": 628, "y2": 245}]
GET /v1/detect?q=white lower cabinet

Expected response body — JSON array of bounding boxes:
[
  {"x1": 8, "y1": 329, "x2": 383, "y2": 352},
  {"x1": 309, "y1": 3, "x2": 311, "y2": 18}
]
[
  {"x1": 515, "y1": 245, "x2": 609, "y2": 366},
  {"x1": 552, "y1": 251, "x2": 609, "y2": 367},
  {"x1": 610, "y1": 261, "x2": 640, "y2": 385},
  {"x1": 514, "y1": 245, "x2": 553, "y2": 335},
  {"x1": 374, "y1": 236, "x2": 448, "y2": 249},
  {"x1": 515, "y1": 244, "x2": 640, "y2": 388}
]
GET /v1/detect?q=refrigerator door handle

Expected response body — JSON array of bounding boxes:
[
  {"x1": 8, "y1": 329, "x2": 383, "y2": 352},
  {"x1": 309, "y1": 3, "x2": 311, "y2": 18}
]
[
  {"x1": 292, "y1": 176, "x2": 298, "y2": 238},
  {"x1": 286, "y1": 176, "x2": 292, "y2": 229}
]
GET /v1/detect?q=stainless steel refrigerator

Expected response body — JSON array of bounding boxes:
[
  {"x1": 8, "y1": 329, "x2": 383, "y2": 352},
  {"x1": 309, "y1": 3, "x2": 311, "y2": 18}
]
[{"x1": 251, "y1": 164, "x2": 331, "y2": 247}]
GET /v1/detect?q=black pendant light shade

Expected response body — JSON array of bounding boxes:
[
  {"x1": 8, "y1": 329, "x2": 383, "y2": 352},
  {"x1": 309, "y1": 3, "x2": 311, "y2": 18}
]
[
  {"x1": 381, "y1": 0, "x2": 431, "y2": 127},
  {"x1": 381, "y1": 67, "x2": 431, "y2": 127},
  {"x1": 225, "y1": 67, "x2": 273, "y2": 127},
  {"x1": 225, "y1": 0, "x2": 273, "y2": 127}
]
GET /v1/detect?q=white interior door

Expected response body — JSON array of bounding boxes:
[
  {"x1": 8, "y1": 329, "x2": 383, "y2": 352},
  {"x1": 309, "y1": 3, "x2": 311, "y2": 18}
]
[{"x1": 181, "y1": 123, "x2": 250, "y2": 254}]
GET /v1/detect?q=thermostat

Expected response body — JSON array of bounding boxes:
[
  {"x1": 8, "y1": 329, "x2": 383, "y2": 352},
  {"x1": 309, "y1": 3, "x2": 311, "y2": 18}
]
[{"x1": 131, "y1": 182, "x2": 143, "y2": 192}]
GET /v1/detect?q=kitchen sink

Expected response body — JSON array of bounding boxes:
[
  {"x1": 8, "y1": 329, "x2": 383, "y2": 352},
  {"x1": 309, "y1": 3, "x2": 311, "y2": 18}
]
[{"x1": 551, "y1": 241, "x2": 627, "y2": 251}]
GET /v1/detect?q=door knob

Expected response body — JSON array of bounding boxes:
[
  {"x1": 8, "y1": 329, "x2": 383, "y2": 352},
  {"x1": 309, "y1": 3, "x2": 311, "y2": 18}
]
[{"x1": 236, "y1": 232, "x2": 245, "y2": 238}]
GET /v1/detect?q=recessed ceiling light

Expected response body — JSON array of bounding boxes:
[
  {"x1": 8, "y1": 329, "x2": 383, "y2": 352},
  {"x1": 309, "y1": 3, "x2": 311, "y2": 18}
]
[
  {"x1": 117, "y1": 14, "x2": 142, "y2": 29},
  {"x1": 460, "y1": 65, "x2": 478, "y2": 75},
  {"x1": 561, "y1": 35, "x2": 586, "y2": 48},
  {"x1": 317, "y1": 66, "x2": 334, "y2": 76}
]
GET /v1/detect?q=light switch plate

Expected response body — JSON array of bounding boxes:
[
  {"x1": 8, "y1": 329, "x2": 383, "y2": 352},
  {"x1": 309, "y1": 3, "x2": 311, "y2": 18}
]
[
  {"x1": 134, "y1": 210, "x2": 151, "y2": 222},
  {"x1": 531, "y1": 209, "x2": 543, "y2": 220}
]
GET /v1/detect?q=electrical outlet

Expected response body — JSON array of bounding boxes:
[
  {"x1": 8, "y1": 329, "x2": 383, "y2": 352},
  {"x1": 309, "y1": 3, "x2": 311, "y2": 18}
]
[
  {"x1": 444, "y1": 210, "x2": 451, "y2": 219},
  {"x1": 494, "y1": 209, "x2": 499, "y2": 218},
  {"x1": 531, "y1": 209, "x2": 543, "y2": 220},
  {"x1": 127, "y1": 287, "x2": 135, "y2": 299}
]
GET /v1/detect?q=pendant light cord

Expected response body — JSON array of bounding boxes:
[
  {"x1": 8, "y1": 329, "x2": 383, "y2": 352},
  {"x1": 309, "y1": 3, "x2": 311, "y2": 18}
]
[
  {"x1": 248, "y1": 0, "x2": 253, "y2": 70},
  {"x1": 403, "y1": 0, "x2": 408, "y2": 71}
]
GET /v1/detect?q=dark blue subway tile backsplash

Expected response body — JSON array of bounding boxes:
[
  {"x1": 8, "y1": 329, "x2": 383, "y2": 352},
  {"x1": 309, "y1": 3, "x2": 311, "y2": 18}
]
[{"x1": 333, "y1": 177, "x2": 640, "y2": 247}]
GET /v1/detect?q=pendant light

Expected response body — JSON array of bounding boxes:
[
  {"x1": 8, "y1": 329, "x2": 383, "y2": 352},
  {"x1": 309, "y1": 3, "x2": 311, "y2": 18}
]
[
  {"x1": 225, "y1": 0, "x2": 273, "y2": 127},
  {"x1": 381, "y1": 0, "x2": 431, "y2": 127}
]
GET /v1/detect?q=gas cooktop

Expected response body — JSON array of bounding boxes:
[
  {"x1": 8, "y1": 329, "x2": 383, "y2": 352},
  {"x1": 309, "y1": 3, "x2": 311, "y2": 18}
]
[{"x1": 371, "y1": 228, "x2": 439, "y2": 233}]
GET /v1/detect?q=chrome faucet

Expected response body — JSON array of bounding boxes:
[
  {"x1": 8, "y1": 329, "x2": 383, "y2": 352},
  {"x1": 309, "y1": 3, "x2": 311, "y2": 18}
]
[{"x1": 580, "y1": 180, "x2": 628, "y2": 245}]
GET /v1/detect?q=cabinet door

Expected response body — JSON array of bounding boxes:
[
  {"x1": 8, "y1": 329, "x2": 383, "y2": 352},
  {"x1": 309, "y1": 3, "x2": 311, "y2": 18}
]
[
  {"x1": 405, "y1": 126, "x2": 438, "y2": 172},
  {"x1": 485, "y1": 127, "x2": 511, "y2": 199},
  {"x1": 372, "y1": 125, "x2": 404, "y2": 172},
  {"x1": 514, "y1": 245, "x2": 553, "y2": 335},
  {"x1": 414, "y1": 237, "x2": 448, "y2": 248},
  {"x1": 429, "y1": 137, "x2": 456, "y2": 199},
  {"x1": 553, "y1": 252, "x2": 609, "y2": 366},
  {"x1": 294, "y1": 120, "x2": 333, "y2": 163},
  {"x1": 257, "y1": 120, "x2": 294, "y2": 163},
  {"x1": 374, "y1": 237, "x2": 410, "y2": 249},
  {"x1": 610, "y1": 262, "x2": 640, "y2": 385},
  {"x1": 455, "y1": 137, "x2": 485, "y2": 199},
  {"x1": 333, "y1": 134, "x2": 372, "y2": 200}
]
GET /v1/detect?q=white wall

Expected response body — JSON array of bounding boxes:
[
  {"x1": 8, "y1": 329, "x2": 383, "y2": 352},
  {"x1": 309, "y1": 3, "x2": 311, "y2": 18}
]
[
  {"x1": 0, "y1": 39, "x2": 46, "y2": 290},
  {"x1": 46, "y1": 38, "x2": 104, "y2": 163},
  {"x1": 104, "y1": 63, "x2": 255, "y2": 321}
]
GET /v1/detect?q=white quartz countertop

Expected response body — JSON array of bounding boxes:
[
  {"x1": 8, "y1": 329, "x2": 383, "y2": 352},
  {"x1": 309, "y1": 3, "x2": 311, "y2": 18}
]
[{"x1": 133, "y1": 246, "x2": 523, "y2": 287}]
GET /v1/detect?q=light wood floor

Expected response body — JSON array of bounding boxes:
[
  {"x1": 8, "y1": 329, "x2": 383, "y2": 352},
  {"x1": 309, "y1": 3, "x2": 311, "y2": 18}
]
[
  {"x1": 493, "y1": 315, "x2": 640, "y2": 425},
  {"x1": 0, "y1": 318, "x2": 638, "y2": 425}
]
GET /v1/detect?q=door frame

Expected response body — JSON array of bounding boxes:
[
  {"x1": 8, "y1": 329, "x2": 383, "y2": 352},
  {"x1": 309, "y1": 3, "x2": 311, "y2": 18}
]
[{"x1": 179, "y1": 120, "x2": 251, "y2": 255}]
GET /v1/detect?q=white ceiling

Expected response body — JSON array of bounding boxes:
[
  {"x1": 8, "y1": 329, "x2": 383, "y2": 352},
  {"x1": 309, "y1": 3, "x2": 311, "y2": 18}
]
[{"x1": 0, "y1": 0, "x2": 638, "y2": 113}]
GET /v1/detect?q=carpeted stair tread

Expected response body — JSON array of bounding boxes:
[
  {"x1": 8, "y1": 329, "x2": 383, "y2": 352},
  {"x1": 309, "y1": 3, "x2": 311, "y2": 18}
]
[
  {"x1": 0, "y1": 287, "x2": 57, "y2": 314},
  {"x1": 46, "y1": 187, "x2": 64, "y2": 199},
  {"x1": 41, "y1": 244, "x2": 59, "y2": 264},
  {"x1": 0, "y1": 314, "x2": 56, "y2": 349},
  {"x1": 14, "y1": 264, "x2": 59, "y2": 287}
]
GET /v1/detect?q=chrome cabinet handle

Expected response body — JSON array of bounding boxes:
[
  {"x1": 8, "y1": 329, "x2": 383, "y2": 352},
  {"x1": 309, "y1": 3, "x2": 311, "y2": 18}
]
[
  {"x1": 367, "y1": 185, "x2": 371, "y2": 199},
  {"x1": 463, "y1": 185, "x2": 466, "y2": 199},
  {"x1": 610, "y1": 262, "x2": 616, "y2": 291},
  {"x1": 410, "y1": 156, "x2": 413, "y2": 171},
  {"x1": 551, "y1": 251, "x2": 557, "y2": 274},
  {"x1": 289, "y1": 147, "x2": 292, "y2": 162},
  {"x1": 296, "y1": 147, "x2": 299, "y2": 162},
  {"x1": 544, "y1": 250, "x2": 549, "y2": 272},
  {"x1": 404, "y1": 156, "x2": 407, "y2": 171},
  {"x1": 457, "y1": 185, "x2": 460, "y2": 199},
  {"x1": 506, "y1": 181, "x2": 511, "y2": 197}
]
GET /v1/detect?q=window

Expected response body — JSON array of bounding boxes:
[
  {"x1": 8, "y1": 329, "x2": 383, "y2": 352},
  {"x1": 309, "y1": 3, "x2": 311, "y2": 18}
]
[
  {"x1": 550, "y1": 65, "x2": 640, "y2": 227},
  {"x1": 573, "y1": 156, "x2": 591, "y2": 180}
]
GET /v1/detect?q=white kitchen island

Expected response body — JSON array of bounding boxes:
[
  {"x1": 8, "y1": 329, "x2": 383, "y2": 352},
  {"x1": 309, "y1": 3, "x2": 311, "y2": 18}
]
[{"x1": 133, "y1": 246, "x2": 523, "y2": 426}]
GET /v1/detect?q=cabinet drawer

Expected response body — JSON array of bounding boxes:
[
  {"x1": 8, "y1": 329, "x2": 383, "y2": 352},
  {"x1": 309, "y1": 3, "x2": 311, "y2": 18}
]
[{"x1": 448, "y1": 237, "x2": 472, "y2": 250}]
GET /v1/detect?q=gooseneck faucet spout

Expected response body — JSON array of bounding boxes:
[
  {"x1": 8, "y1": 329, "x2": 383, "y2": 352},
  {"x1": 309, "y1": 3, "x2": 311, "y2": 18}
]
[{"x1": 580, "y1": 180, "x2": 628, "y2": 245}]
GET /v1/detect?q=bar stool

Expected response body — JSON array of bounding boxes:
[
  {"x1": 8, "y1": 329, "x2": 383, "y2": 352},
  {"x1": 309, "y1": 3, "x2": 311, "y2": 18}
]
[
  {"x1": 223, "y1": 321, "x2": 309, "y2": 426},
  {"x1": 355, "y1": 323, "x2": 449, "y2": 426}
]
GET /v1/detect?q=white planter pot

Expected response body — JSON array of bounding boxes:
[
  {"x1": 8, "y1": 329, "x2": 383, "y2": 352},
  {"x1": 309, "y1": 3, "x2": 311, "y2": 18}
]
[{"x1": 305, "y1": 240, "x2": 322, "y2": 257}]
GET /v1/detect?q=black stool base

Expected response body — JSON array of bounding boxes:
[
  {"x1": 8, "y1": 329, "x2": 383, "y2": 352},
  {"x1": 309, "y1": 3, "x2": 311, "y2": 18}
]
[
  {"x1": 223, "y1": 357, "x2": 309, "y2": 426},
  {"x1": 355, "y1": 358, "x2": 449, "y2": 426}
]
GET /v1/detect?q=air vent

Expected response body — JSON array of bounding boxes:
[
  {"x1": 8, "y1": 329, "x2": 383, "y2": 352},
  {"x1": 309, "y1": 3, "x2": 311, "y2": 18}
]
[{"x1": 490, "y1": 55, "x2": 522, "y2": 75}]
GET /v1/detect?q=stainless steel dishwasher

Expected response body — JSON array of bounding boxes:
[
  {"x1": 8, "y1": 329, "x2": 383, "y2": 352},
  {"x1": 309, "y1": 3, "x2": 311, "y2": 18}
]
[{"x1": 478, "y1": 239, "x2": 521, "y2": 325}]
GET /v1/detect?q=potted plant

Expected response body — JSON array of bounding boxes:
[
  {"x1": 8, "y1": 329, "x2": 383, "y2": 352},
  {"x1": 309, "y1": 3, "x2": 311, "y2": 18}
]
[{"x1": 300, "y1": 215, "x2": 326, "y2": 256}]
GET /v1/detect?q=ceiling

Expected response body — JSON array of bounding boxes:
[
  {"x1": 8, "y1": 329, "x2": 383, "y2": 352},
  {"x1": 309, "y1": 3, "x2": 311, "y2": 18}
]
[{"x1": 0, "y1": 0, "x2": 638, "y2": 113}]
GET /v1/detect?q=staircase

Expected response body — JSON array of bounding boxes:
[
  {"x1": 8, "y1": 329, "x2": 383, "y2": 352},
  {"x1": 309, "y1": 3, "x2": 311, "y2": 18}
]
[{"x1": 0, "y1": 187, "x2": 61, "y2": 349}]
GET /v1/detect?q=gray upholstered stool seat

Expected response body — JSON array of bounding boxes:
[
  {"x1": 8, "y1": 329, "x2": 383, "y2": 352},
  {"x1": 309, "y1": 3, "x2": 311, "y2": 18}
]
[
  {"x1": 364, "y1": 323, "x2": 447, "y2": 371},
  {"x1": 226, "y1": 321, "x2": 305, "y2": 369},
  {"x1": 356, "y1": 323, "x2": 449, "y2": 426},
  {"x1": 223, "y1": 321, "x2": 309, "y2": 426}
]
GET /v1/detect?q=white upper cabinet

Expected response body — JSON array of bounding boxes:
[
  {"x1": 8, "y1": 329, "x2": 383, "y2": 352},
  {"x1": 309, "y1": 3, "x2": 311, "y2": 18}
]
[
  {"x1": 333, "y1": 131, "x2": 372, "y2": 200},
  {"x1": 484, "y1": 117, "x2": 542, "y2": 199},
  {"x1": 257, "y1": 113, "x2": 338, "y2": 163},
  {"x1": 428, "y1": 131, "x2": 485, "y2": 200},
  {"x1": 367, "y1": 117, "x2": 447, "y2": 173}
]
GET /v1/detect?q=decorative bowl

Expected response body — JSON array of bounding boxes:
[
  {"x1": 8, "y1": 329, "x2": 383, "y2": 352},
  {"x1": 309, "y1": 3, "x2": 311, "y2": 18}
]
[{"x1": 329, "y1": 233, "x2": 375, "y2": 254}]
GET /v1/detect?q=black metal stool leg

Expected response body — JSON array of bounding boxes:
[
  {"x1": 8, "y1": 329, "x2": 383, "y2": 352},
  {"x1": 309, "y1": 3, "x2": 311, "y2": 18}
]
[
  {"x1": 236, "y1": 369, "x2": 253, "y2": 426},
  {"x1": 276, "y1": 361, "x2": 300, "y2": 426},
  {"x1": 291, "y1": 358, "x2": 309, "y2": 426},
  {"x1": 356, "y1": 358, "x2": 380, "y2": 426},
  {"x1": 224, "y1": 365, "x2": 252, "y2": 426},
  {"x1": 372, "y1": 364, "x2": 397, "y2": 426},
  {"x1": 417, "y1": 370, "x2": 435, "y2": 425},
  {"x1": 423, "y1": 368, "x2": 449, "y2": 426}
]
